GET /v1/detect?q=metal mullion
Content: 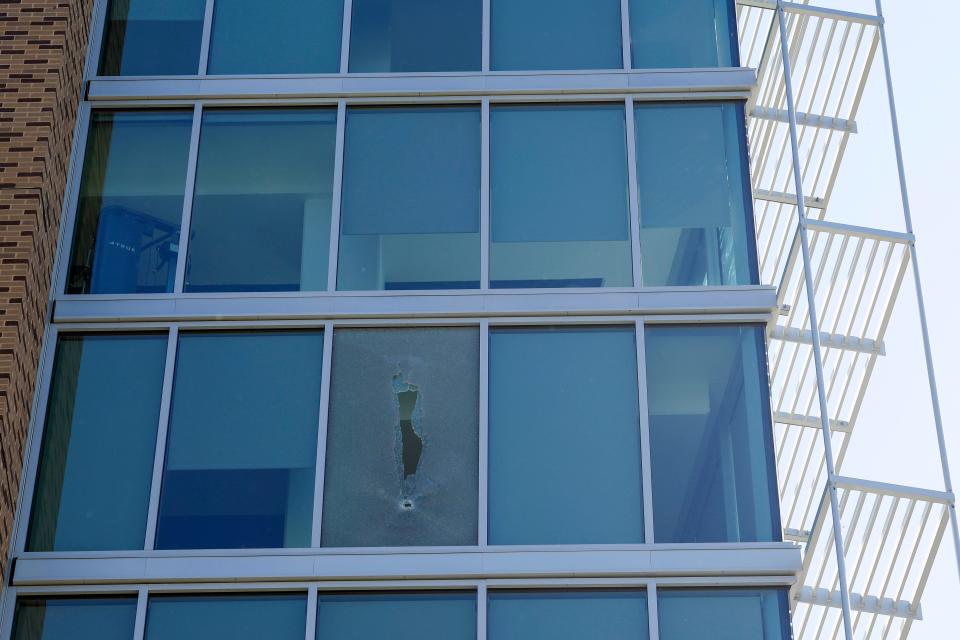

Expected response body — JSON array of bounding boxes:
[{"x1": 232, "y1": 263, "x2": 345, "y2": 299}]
[
  {"x1": 85, "y1": 0, "x2": 110, "y2": 80},
  {"x1": 480, "y1": 99, "x2": 491, "y2": 290},
  {"x1": 52, "y1": 101, "x2": 92, "y2": 297},
  {"x1": 132, "y1": 587, "x2": 149, "y2": 640},
  {"x1": 325, "y1": 101, "x2": 348, "y2": 292},
  {"x1": 12, "y1": 326, "x2": 59, "y2": 555},
  {"x1": 477, "y1": 583, "x2": 488, "y2": 640},
  {"x1": 340, "y1": 0, "x2": 354, "y2": 74},
  {"x1": 635, "y1": 321, "x2": 655, "y2": 544},
  {"x1": 311, "y1": 323, "x2": 336, "y2": 547},
  {"x1": 624, "y1": 97, "x2": 642, "y2": 288},
  {"x1": 619, "y1": 0, "x2": 631, "y2": 70},
  {"x1": 198, "y1": 0, "x2": 216, "y2": 76},
  {"x1": 143, "y1": 328, "x2": 179, "y2": 550},
  {"x1": 482, "y1": 0, "x2": 491, "y2": 71},
  {"x1": 647, "y1": 582, "x2": 660, "y2": 640},
  {"x1": 305, "y1": 586, "x2": 318, "y2": 640},
  {"x1": 172, "y1": 104, "x2": 204, "y2": 293},
  {"x1": 0, "y1": 587, "x2": 16, "y2": 640},
  {"x1": 478, "y1": 321, "x2": 490, "y2": 547}
]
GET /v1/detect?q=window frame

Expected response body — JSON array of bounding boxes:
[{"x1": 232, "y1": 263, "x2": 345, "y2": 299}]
[
  {"x1": 86, "y1": 0, "x2": 741, "y2": 80},
  {"x1": 1, "y1": 582, "x2": 793, "y2": 640},
  {"x1": 0, "y1": 5, "x2": 795, "y2": 640},
  {"x1": 12, "y1": 315, "x2": 781, "y2": 559},
  {"x1": 53, "y1": 95, "x2": 760, "y2": 300}
]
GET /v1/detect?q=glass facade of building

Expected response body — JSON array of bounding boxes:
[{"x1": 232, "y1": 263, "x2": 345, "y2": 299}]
[{"x1": 2, "y1": 2, "x2": 795, "y2": 639}]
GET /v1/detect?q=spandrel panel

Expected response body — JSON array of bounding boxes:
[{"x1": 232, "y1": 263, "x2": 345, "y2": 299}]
[
  {"x1": 185, "y1": 109, "x2": 337, "y2": 293},
  {"x1": 321, "y1": 328, "x2": 479, "y2": 547},
  {"x1": 146, "y1": 594, "x2": 307, "y2": 640},
  {"x1": 634, "y1": 103, "x2": 758, "y2": 286},
  {"x1": 488, "y1": 591, "x2": 649, "y2": 640},
  {"x1": 350, "y1": 0, "x2": 481, "y2": 72},
  {"x1": 27, "y1": 334, "x2": 166, "y2": 551},
  {"x1": 11, "y1": 597, "x2": 137, "y2": 640},
  {"x1": 490, "y1": 105, "x2": 633, "y2": 289},
  {"x1": 630, "y1": 0, "x2": 737, "y2": 69},
  {"x1": 208, "y1": 0, "x2": 344, "y2": 74},
  {"x1": 98, "y1": 0, "x2": 205, "y2": 76},
  {"x1": 657, "y1": 589, "x2": 791, "y2": 639},
  {"x1": 491, "y1": 0, "x2": 622, "y2": 71},
  {"x1": 645, "y1": 325, "x2": 780, "y2": 543},
  {"x1": 488, "y1": 327, "x2": 643, "y2": 544},
  {"x1": 155, "y1": 331, "x2": 324, "y2": 550},
  {"x1": 316, "y1": 592, "x2": 476, "y2": 639},
  {"x1": 337, "y1": 107, "x2": 481, "y2": 291},
  {"x1": 67, "y1": 110, "x2": 193, "y2": 295}
]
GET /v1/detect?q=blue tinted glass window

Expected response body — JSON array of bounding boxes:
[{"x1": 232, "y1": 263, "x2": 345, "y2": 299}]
[
  {"x1": 630, "y1": 0, "x2": 738, "y2": 68},
  {"x1": 208, "y1": 0, "x2": 344, "y2": 74},
  {"x1": 99, "y1": 0, "x2": 205, "y2": 76},
  {"x1": 488, "y1": 327, "x2": 643, "y2": 544},
  {"x1": 12, "y1": 597, "x2": 137, "y2": 640},
  {"x1": 658, "y1": 589, "x2": 791, "y2": 640},
  {"x1": 488, "y1": 591, "x2": 649, "y2": 640},
  {"x1": 350, "y1": 0, "x2": 481, "y2": 72},
  {"x1": 645, "y1": 325, "x2": 780, "y2": 543},
  {"x1": 634, "y1": 103, "x2": 758, "y2": 286},
  {"x1": 490, "y1": 105, "x2": 633, "y2": 289},
  {"x1": 67, "y1": 111, "x2": 192, "y2": 294},
  {"x1": 146, "y1": 594, "x2": 306, "y2": 640},
  {"x1": 185, "y1": 109, "x2": 337, "y2": 292},
  {"x1": 321, "y1": 328, "x2": 479, "y2": 547},
  {"x1": 316, "y1": 592, "x2": 476, "y2": 640},
  {"x1": 155, "y1": 331, "x2": 323, "y2": 550},
  {"x1": 27, "y1": 334, "x2": 166, "y2": 551},
  {"x1": 338, "y1": 107, "x2": 480, "y2": 291},
  {"x1": 491, "y1": 0, "x2": 622, "y2": 71}
]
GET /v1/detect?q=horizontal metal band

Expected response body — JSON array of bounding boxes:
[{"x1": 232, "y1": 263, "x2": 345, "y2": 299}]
[
  {"x1": 86, "y1": 68, "x2": 757, "y2": 102},
  {"x1": 51, "y1": 287, "x2": 778, "y2": 325},
  {"x1": 12, "y1": 544, "x2": 802, "y2": 586}
]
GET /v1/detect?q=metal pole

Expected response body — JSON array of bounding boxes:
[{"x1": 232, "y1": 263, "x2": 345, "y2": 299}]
[
  {"x1": 874, "y1": 0, "x2": 960, "y2": 579},
  {"x1": 775, "y1": 4, "x2": 855, "y2": 638}
]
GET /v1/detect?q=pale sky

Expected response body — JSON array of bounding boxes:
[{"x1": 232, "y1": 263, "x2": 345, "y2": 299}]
[{"x1": 788, "y1": 1, "x2": 959, "y2": 637}]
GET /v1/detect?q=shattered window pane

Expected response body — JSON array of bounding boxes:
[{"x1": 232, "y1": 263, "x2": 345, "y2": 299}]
[{"x1": 321, "y1": 328, "x2": 479, "y2": 547}]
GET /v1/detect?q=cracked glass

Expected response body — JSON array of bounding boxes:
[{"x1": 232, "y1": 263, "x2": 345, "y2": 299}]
[{"x1": 321, "y1": 328, "x2": 479, "y2": 547}]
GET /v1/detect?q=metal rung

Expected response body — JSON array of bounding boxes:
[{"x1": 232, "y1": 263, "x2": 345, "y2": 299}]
[
  {"x1": 736, "y1": 0, "x2": 882, "y2": 26},
  {"x1": 771, "y1": 325, "x2": 886, "y2": 356},
  {"x1": 785, "y1": 528, "x2": 812, "y2": 543},
  {"x1": 795, "y1": 587, "x2": 922, "y2": 621},
  {"x1": 754, "y1": 189, "x2": 827, "y2": 209},
  {"x1": 833, "y1": 476, "x2": 955, "y2": 505},
  {"x1": 752, "y1": 106, "x2": 858, "y2": 133},
  {"x1": 774, "y1": 411, "x2": 852, "y2": 433}
]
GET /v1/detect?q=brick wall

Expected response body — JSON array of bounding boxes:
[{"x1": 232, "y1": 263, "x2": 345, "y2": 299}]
[{"x1": 0, "y1": 0, "x2": 93, "y2": 582}]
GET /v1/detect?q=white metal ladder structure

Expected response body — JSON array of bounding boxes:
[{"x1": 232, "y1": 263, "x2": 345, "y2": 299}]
[{"x1": 736, "y1": 1, "x2": 959, "y2": 638}]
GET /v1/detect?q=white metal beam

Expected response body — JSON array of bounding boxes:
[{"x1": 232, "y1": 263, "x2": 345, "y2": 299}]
[
  {"x1": 737, "y1": 0, "x2": 882, "y2": 27},
  {"x1": 752, "y1": 106, "x2": 858, "y2": 133},
  {"x1": 795, "y1": 587, "x2": 921, "y2": 621},
  {"x1": 773, "y1": 412, "x2": 852, "y2": 434},
  {"x1": 771, "y1": 325, "x2": 886, "y2": 356},
  {"x1": 753, "y1": 188, "x2": 827, "y2": 209}
]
